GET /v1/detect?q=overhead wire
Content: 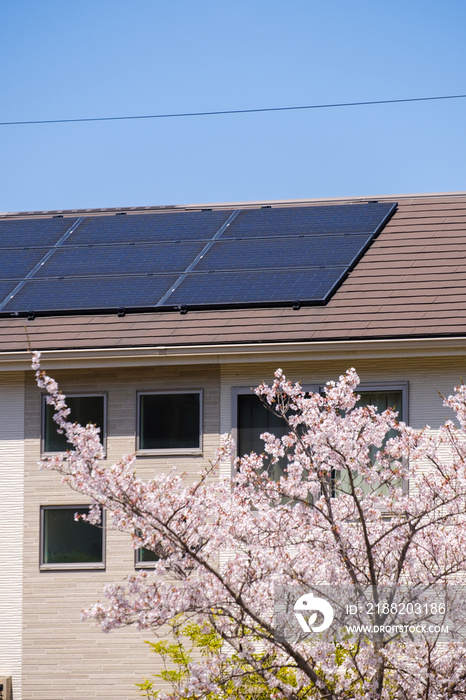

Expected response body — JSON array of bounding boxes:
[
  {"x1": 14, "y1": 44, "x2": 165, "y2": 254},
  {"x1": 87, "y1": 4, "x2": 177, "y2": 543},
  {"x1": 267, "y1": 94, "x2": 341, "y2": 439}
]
[{"x1": 0, "y1": 93, "x2": 465, "y2": 127}]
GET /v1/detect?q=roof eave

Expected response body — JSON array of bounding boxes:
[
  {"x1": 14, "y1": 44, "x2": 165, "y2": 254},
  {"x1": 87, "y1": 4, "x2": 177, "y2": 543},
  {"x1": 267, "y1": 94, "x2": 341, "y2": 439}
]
[{"x1": 3, "y1": 334, "x2": 466, "y2": 371}]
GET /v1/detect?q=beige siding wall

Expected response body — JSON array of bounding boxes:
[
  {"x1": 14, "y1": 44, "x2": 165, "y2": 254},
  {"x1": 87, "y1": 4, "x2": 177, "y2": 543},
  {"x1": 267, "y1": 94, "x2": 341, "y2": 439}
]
[
  {"x1": 19, "y1": 350, "x2": 466, "y2": 699},
  {"x1": 22, "y1": 364, "x2": 220, "y2": 700},
  {"x1": 0, "y1": 372, "x2": 25, "y2": 700}
]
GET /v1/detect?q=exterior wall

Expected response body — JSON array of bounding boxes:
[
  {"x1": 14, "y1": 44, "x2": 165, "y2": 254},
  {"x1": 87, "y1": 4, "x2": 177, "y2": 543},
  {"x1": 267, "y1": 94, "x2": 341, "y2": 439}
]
[
  {"x1": 0, "y1": 372, "x2": 25, "y2": 700},
  {"x1": 219, "y1": 354, "x2": 464, "y2": 478},
  {"x1": 22, "y1": 363, "x2": 220, "y2": 700},
  {"x1": 17, "y1": 349, "x2": 466, "y2": 699}
]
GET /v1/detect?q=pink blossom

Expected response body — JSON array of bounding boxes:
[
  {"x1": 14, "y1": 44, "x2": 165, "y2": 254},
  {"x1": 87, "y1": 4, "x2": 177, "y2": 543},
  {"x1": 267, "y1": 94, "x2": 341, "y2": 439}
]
[{"x1": 33, "y1": 356, "x2": 466, "y2": 699}]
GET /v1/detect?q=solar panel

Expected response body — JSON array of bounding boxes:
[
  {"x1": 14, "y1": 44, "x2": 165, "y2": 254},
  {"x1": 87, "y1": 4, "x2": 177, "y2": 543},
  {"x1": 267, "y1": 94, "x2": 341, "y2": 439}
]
[
  {"x1": 0, "y1": 217, "x2": 77, "y2": 249},
  {"x1": 165, "y1": 268, "x2": 345, "y2": 306},
  {"x1": 0, "y1": 281, "x2": 19, "y2": 305},
  {"x1": 193, "y1": 233, "x2": 373, "y2": 272},
  {"x1": 0, "y1": 248, "x2": 51, "y2": 279},
  {"x1": 220, "y1": 203, "x2": 395, "y2": 238},
  {"x1": 63, "y1": 211, "x2": 234, "y2": 246},
  {"x1": 34, "y1": 241, "x2": 208, "y2": 278},
  {"x1": 1, "y1": 275, "x2": 180, "y2": 313},
  {"x1": 0, "y1": 202, "x2": 396, "y2": 315}
]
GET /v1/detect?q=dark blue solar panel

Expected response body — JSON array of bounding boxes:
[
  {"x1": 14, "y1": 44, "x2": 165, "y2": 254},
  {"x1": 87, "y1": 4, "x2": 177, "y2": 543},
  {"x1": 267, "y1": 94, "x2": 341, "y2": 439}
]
[
  {"x1": 0, "y1": 202, "x2": 396, "y2": 315},
  {"x1": 2, "y1": 275, "x2": 180, "y2": 312},
  {"x1": 193, "y1": 233, "x2": 373, "y2": 272},
  {"x1": 0, "y1": 217, "x2": 77, "y2": 249},
  {"x1": 220, "y1": 203, "x2": 394, "y2": 238},
  {"x1": 0, "y1": 281, "x2": 20, "y2": 307},
  {"x1": 34, "y1": 241, "x2": 208, "y2": 278},
  {"x1": 63, "y1": 211, "x2": 233, "y2": 246},
  {"x1": 0, "y1": 249, "x2": 50, "y2": 279},
  {"x1": 164, "y1": 268, "x2": 345, "y2": 306}
]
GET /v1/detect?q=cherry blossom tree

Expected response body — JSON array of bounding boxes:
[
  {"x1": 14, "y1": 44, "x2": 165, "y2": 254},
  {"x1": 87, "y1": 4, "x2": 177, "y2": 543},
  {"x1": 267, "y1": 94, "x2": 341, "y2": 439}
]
[
  {"x1": 136, "y1": 617, "x2": 281, "y2": 699},
  {"x1": 32, "y1": 352, "x2": 466, "y2": 700}
]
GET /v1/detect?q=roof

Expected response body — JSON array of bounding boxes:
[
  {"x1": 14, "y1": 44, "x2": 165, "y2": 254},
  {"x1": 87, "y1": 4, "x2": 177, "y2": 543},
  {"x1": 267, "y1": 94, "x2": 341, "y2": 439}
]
[{"x1": 1, "y1": 192, "x2": 466, "y2": 353}]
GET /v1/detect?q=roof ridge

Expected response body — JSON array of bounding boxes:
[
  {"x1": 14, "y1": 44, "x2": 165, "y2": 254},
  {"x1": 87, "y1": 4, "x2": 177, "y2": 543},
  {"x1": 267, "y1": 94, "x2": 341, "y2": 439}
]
[{"x1": 1, "y1": 192, "x2": 466, "y2": 219}]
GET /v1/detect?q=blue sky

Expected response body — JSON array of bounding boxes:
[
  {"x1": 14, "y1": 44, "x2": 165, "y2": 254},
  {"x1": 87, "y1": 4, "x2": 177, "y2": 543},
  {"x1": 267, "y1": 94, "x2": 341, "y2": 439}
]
[{"x1": 1, "y1": 0, "x2": 465, "y2": 212}]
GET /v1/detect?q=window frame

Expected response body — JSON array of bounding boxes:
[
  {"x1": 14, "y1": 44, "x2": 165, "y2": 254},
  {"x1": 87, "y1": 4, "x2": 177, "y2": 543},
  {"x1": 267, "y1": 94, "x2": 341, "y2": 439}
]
[
  {"x1": 324, "y1": 381, "x2": 409, "y2": 425},
  {"x1": 232, "y1": 382, "x2": 408, "y2": 481},
  {"x1": 41, "y1": 392, "x2": 107, "y2": 457},
  {"x1": 39, "y1": 505, "x2": 106, "y2": 571},
  {"x1": 231, "y1": 384, "x2": 319, "y2": 479},
  {"x1": 134, "y1": 544, "x2": 161, "y2": 569},
  {"x1": 136, "y1": 389, "x2": 203, "y2": 455},
  {"x1": 320, "y1": 380, "x2": 409, "y2": 497}
]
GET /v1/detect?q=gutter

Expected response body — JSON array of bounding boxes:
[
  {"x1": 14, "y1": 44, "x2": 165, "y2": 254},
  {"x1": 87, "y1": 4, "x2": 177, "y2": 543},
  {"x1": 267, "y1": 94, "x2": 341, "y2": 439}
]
[{"x1": 3, "y1": 335, "x2": 466, "y2": 371}]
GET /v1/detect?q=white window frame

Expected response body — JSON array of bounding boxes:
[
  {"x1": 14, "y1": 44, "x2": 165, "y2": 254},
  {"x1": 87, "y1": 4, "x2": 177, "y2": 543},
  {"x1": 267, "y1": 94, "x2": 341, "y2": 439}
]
[
  {"x1": 136, "y1": 389, "x2": 203, "y2": 455},
  {"x1": 41, "y1": 392, "x2": 107, "y2": 457},
  {"x1": 39, "y1": 505, "x2": 106, "y2": 571},
  {"x1": 134, "y1": 544, "x2": 161, "y2": 569}
]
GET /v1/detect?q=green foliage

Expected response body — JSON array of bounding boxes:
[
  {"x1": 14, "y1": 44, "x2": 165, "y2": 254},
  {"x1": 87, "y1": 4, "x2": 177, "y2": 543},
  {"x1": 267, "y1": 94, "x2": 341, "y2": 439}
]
[{"x1": 136, "y1": 618, "x2": 295, "y2": 699}]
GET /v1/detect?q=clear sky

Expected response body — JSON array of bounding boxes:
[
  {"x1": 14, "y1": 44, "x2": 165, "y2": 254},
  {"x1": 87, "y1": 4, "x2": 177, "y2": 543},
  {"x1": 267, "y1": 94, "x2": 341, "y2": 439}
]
[{"x1": 1, "y1": 0, "x2": 465, "y2": 212}]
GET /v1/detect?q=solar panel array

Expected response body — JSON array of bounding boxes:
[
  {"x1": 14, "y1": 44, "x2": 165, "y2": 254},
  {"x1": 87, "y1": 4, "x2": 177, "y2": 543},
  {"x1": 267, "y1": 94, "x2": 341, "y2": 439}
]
[{"x1": 0, "y1": 203, "x2": 396, "y2": 316}]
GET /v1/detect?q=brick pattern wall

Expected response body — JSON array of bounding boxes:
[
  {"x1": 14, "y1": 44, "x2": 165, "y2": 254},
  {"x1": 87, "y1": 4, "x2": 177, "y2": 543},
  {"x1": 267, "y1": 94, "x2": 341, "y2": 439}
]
[
  {"x1": 20, "y1": 353, "x2": 466, "y2": 699},
  {"x1": 22, "y1": 363, "x2": 220, "y2": 700}
]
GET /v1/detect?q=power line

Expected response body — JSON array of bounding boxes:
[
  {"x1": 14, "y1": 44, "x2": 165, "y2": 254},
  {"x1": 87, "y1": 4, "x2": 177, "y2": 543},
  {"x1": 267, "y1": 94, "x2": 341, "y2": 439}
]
[{"x1": 1, "y1": 93, "x2": 465, "y2": 127}]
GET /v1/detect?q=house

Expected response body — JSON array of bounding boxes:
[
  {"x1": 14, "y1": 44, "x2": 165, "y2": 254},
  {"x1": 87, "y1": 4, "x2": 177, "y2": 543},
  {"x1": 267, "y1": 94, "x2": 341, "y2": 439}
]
[{"x1": 0, "y1": 192, "x2": 465, "y2": 700}]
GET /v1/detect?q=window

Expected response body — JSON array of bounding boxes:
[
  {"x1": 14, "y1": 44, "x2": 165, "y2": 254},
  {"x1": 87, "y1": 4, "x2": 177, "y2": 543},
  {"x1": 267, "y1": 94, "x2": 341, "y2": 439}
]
[
  {"x1": 335, "y1": 383, "x2": 408, "y2": 496},
  {"x1": 42, "y1": 393, "x2": 106, "y2": 454},
  {"x1": 134, "y1": 528, "x2": 165, "y2": 568},
  {"x1": 135, "y1": 547, "x2": 159, "y2": 567},
  {"x1": 236, "y1": 393, "x2": 289, "y2": 480},
  {"x1": 40, "y1": 506, "x2": 105, "y2": 570},
  {"x1": 357, "y1": 387, "x2": 405, "y2": 437},
  {"x1": 135, "y1": 542, "x2": 165, "y2": 568},
  {"x1": 137, "y1": 391, "x2": 202, "y2": 454},
  {"x1": 232, "y1": 383, "x2": 407, "y2": 486},
  {"x1": 232, "y1": 386, "x2": 318, "y2": 480}
]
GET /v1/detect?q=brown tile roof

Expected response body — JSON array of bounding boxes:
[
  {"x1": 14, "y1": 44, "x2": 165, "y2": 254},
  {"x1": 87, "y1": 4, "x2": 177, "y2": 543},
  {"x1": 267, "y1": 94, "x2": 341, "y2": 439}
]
[{"x1": 1, "y1": 192, "x2": 466, "y2": 353}]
